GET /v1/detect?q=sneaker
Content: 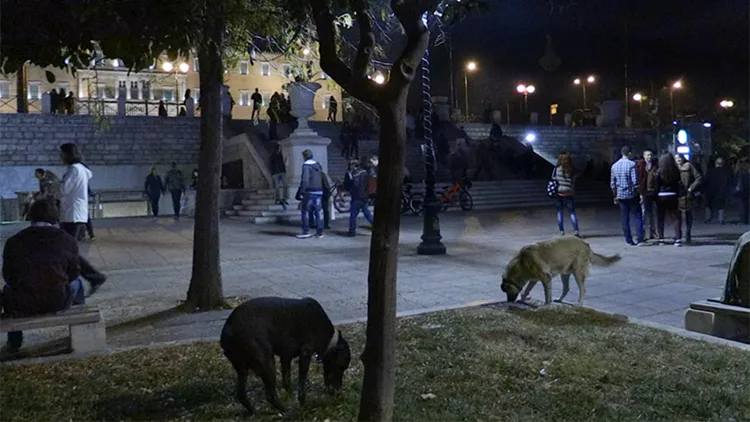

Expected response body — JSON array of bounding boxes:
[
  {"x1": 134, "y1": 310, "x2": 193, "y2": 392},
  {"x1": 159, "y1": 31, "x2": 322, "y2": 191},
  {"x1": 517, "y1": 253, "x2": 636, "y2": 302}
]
[
  {"x1": 658, "y1": 238, "x2": 666, "y2": 245},
  {"x1": 635, "y1": 241, "x2": 646, "y2": 246},
  {"x1": 315, "y1": 233, "x2": 325, "y2": 239},
  {"x1": 560, "y1": 231, "x2": 565, "y2": 236},
  {"x1": 573, "y1": 231, "x2": 581, "y2": 238},
  {"x1": 674, "y1": 239, "x2": 682, "y2": 247},
  {"x1": 296, "y1": 233, "x2": 313, "y2": 239}
]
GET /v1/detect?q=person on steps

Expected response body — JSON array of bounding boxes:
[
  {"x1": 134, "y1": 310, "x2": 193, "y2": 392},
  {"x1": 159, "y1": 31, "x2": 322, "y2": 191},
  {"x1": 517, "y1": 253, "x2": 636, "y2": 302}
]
[{"x1": 165, "y1": 162, "x2": 186, "y2": 220}]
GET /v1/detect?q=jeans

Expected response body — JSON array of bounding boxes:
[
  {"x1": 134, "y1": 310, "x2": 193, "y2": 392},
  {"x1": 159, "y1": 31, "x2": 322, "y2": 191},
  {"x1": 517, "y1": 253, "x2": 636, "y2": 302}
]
[
  {"x1": 170, "y1": 189, "x2": 183, "y2": 217},
  {"x1": 300, "y1": 193, "x2": 323, "y2": 235},
  {"x1": 682, "y1": 210, "x2": 694, "y2": 240},
  {"x1": 618, "y1": 197, "x2": 644, "y2": 244},
  {"x1": 149, "y1": 194, "x2": 160, "y2": 217},
  {"x1": 657, "y1": 195, "x2": 681, "y2": 241},
  {"x1": 60, "y1": 222, "x2": 85, "y2": 240},
  {"x1": 4, "y1": 278, "x2": 85, "y2": 349},
  {"x1": 309, "y1": 195, "x2": 330, "y2": 229},
  {"x1": 641, "y1": 195, "x2": 657, "y2": 237},
  {"x1": 349, "y1": 199, "x2": 374, "y2": 234},
  {"x1": 85, "y1": 217, "x2": 94, "y2": 238},
  {"x1": 555, "y1": 195, "x2": 579, "y2": 233},
  {"x1": 272, "y1": 173, "x2": 286, "y2": 202}
]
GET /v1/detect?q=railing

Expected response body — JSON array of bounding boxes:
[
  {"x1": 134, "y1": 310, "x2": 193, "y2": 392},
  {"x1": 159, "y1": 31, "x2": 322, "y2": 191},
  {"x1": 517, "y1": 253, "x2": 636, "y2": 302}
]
[{"x1": 0, "y1": 95, "x2": 200, "y2": 118}]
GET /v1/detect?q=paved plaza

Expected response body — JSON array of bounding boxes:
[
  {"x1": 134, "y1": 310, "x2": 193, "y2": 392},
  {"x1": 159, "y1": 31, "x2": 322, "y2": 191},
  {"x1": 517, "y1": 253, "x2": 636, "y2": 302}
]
[{"x1": 1, "y1": 205, "x2": 747, "y2": 350}]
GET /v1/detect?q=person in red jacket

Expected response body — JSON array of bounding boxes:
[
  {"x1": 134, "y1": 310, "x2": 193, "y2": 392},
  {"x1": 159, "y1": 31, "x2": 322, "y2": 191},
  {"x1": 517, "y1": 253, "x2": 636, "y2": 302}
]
[{"x1": 1, "y1": 199, "x2": 86, "y2": 356}]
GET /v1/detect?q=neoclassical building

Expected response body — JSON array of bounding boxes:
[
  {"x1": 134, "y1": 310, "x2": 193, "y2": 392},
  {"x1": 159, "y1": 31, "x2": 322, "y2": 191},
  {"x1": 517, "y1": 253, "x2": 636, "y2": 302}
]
[{"x1": 0, "y1": 51, "x2": 342, "y2": 122}]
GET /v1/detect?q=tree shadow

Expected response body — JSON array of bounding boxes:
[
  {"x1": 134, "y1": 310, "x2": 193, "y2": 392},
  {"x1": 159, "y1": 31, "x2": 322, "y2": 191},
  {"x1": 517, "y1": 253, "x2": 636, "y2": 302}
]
[
  {"x1": 92, "y1": 379, "x2": 232, "y2": 421},
  {"x1": 258, "y1": 230, "x2": 299, "y2": 237}
]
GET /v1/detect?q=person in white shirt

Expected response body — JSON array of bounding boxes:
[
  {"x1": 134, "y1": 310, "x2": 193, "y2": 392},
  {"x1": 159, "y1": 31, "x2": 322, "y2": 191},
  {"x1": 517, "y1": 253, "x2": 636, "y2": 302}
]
[{"x1": 59, "y1": 143, "x2": 92, "y2": 240}]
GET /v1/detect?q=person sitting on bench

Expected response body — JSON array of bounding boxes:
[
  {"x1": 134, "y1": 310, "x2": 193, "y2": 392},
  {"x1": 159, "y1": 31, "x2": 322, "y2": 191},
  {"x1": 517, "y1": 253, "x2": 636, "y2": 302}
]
[{"x1": 0, "y1": 199, "x2": 86, "y2": 355}]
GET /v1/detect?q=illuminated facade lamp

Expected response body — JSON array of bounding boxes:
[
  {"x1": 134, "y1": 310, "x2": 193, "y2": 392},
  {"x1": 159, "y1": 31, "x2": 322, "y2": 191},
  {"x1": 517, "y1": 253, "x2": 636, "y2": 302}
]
[
  {"x1": 677, "y1": 129, "x2": 688, "y2": 145},
  {"x1": 179, "y1": 62, "x2": 190, "y2": 73},
  {"x1": 525, "y1": 133, "x2": 536, "y2": 143},
  {"x1": 302, "y1": 48, "x2": 311, "y2": 56},
  {"x1": 161, "y1": 61, "x2": 174, "y2": 72},
  {"x1": 373, "y1": 73, "x2": 385, "y2": 84},
  {"x1": 703, "y1": 122, "x2": 712, "y2": 128}
]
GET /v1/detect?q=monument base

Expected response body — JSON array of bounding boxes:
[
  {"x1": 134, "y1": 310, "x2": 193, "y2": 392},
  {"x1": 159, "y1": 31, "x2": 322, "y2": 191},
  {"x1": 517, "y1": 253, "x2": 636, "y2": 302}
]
[{"x1": 685, "y1": 300, "x2": 750, "y2": 344}]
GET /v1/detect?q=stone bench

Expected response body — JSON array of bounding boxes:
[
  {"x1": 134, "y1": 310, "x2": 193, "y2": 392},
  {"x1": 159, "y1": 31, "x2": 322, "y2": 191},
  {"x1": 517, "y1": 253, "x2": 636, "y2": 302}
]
[{"x1": 0, "y1": 305, "x2": 106, "y2": 353}]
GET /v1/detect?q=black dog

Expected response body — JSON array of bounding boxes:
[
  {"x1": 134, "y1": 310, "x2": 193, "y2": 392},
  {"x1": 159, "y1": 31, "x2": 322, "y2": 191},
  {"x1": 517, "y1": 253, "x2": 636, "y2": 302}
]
[{"x1": 220, "y1": 297, "x2": 351, "y2": 414}]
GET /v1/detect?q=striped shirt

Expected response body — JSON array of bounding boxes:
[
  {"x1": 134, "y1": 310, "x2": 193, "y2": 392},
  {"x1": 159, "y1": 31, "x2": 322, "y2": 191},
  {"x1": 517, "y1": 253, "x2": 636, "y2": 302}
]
[
  {"x1": 610, "y1": 157, "x2": 639, "y2": 200},
  {"x1": 553, "y1": 167, "x2": 575, "y2": 196}
]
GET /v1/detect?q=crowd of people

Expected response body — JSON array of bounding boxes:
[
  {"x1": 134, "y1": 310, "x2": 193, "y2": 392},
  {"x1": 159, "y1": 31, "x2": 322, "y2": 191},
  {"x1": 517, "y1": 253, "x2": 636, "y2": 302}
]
[{"x1": 551, "y1": 145, "x2": 750, "y2": 246}]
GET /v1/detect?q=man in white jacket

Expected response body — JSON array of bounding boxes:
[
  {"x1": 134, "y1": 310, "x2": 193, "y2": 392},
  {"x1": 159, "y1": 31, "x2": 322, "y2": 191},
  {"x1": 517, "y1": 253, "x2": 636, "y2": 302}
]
[{"x1": 59, "y1": 143, "x2": 92, "y2": 240}]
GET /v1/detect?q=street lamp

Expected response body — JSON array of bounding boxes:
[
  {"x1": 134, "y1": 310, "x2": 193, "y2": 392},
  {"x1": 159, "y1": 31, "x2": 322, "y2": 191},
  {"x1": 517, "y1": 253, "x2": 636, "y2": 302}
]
[
  {"x1": 373, "y1": 73, "x2": 385, "y2": 84},
  {"x1": 573, "y1": 75, "x2": 595, "y2": 109},
  {"x1": 161, "y1": 61, "x2": 174, "y2": 72},
  {"x1": 463, "y1": 61, "x2": 477, "y2": 118},
  {"x1": 632, "y1": 93, "x2": 642, "y2": 102},
  {"x1": 178, "y1": 62, "x2": 190, "y2": 73},
  {"x1": 670, "y1": 80, "x2": 683, "y2": 120},
  {"x1": 516, "y1": 84, "x2": 535, "y2": 114},
  {"x1": 302, "y1": 47, "x2": 311, "y2": 56},
  {"x1": 720, "y1": 99, "x2": 735, "y2": 109}
]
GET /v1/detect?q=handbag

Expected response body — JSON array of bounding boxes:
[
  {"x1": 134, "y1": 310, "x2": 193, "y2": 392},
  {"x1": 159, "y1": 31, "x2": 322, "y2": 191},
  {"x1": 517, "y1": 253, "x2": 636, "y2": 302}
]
[{"x1": 546, "y1": 179, "x2": 559, "y2": 198}]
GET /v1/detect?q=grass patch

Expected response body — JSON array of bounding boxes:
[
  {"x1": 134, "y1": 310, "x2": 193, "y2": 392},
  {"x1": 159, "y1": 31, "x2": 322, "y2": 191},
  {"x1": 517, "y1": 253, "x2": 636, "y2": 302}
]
[{"x1": 1, "y1": 306, "x2": 749, "y2": 421}]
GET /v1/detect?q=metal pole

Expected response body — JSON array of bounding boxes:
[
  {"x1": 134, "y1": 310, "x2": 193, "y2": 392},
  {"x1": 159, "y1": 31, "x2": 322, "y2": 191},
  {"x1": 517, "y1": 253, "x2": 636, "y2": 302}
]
[
  {"x1": 417, "y1": 38, "x2": 446, "y2": 255},
  {"x1": 582, "y1": 84, "x2": 587, "y2": 109},
  {"x1": 670, "y1": 90, "x2": 675, "y2": 121},
  {"x1": 463, "y1": 71, "x2": 469, "y2": 118},
  {"x1": 524, "y1": 93, "x2": 528, "y2": 114}
]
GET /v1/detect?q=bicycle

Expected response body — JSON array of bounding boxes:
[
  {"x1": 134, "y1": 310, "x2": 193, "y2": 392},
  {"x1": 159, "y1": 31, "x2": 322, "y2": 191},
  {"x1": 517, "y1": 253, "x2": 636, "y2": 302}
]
[
  {"x1": 401, "y1": 184, "x2": 423, "y2": 215},
  {"x1": 410, "y1": 178, "x2": 473, "y2": 214},
  {"x1": 330, "y1": 178, "x2": 352, "y2": 213}
]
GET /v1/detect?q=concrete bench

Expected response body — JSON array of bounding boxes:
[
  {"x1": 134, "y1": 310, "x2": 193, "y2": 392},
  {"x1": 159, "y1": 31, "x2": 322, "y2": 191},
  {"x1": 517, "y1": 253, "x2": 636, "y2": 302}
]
[
  {"x1": 685, "y1": 299, "x2": 750, "y2": 343},
  {"x1": 0, "y1": 305, "x2": 106, "y2": 353}
]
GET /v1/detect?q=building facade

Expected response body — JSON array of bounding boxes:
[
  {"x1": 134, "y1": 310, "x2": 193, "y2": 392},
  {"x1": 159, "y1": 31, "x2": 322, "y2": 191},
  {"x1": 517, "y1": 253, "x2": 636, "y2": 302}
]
[{"x1": 0, "y1": 52, "x2": 342, "y2": 122}]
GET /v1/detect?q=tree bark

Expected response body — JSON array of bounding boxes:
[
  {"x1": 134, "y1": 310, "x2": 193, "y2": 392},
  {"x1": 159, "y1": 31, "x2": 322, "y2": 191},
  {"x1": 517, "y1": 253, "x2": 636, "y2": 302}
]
[
  {"x1": 358, "y1": 99, "x2": 407, "y2": 421},
  {"x1": 184, "y1": 0, "x2": 226, "y2": 311},
  {"x1": 16, "y1": 63, "x2": 28, "y2": 113}
]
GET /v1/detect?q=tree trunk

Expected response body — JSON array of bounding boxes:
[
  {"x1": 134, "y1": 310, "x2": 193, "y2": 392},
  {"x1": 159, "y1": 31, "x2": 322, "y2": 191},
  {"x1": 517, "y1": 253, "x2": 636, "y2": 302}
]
[
  {"x1": 16, "y1": 63, "x2": 28, "y2": 113},
  {"x1": 184, "y1": 0, "x2": 226, "y2": 311},
  {"x1": 358, "y1": 96, "x2": 407, "y2": 422}
]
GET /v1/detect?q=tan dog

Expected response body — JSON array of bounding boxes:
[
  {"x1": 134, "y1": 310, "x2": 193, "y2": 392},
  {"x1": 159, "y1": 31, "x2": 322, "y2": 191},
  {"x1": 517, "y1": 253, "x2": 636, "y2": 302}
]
[{"x1": 501, "y1": 236, "x2": 621, "y2": 305}]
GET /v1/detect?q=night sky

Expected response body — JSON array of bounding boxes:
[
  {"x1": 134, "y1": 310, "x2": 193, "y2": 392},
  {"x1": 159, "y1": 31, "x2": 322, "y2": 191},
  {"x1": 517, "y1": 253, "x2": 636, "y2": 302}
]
[{"x1": 418, "y1": 0, "x2": 749, "y2": 120}]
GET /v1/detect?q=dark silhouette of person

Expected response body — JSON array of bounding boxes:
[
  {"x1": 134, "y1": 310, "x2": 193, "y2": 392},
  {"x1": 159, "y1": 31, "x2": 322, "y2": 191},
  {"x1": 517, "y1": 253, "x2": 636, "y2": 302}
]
[
  {"x1": 328, "y1": 96, "x2": 338, "y2": 122},
  {"x1": 251, "y1": 88, "x2": 262, "y2": 120}
]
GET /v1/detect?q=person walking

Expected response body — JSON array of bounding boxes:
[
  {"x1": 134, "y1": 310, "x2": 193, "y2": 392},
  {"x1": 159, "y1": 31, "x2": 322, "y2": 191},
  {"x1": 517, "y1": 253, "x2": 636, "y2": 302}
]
[
  {"x1": 704, "y1": 157, "x2": 733, "y2": 225},
  {"x1": 164, "y1": 162, "x2": 186, "y2": 220},
  {"x1": 309, "y1": 172, "x2": 332, "y2": 230},
  {"x1": 655, "y1": 153, "x2": 683, "y2": 246},
  {"x1": 637, "y1": 149, "x2": 659, "y2": 240},
  {"x1": 327, "y1": 96, "x2": 337, "y2": 122},
  {"x1": 251, "y1": 88, "x2": 262, "y2": 122},
  {"x1": 610, "y1": 146, "x2": 644, "y2": 245},
  {"x1": 340, "y1": 122, "x2": 352, "y2": 158},
  {"x1": 59, "y1": 143, "x2": 92, "y2": 240},
  {"x1": 675, "y1": 153, "x2": 703, "y2": 243},
  {"x1": 344, "y1": 159, "x2": 374, "y2": 237},
  {"x1": 144, "y1": 167, "x2": 164, "y2": 218},
  {"x1": 270, "y1": 144, "x2": 288, "y2": 209},
  {"x1": 552, "y1": 152, "x2": 580, "y2": 237},
  {"x1": 296, "y1": 150, "x2": 324, "y2": 239}
]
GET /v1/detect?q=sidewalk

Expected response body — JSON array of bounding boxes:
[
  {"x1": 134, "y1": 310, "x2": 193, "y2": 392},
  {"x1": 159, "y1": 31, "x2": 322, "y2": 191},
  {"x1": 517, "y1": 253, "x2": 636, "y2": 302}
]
[{"x1": 1, "y1": 206, "x2": 746, "y2": 350}]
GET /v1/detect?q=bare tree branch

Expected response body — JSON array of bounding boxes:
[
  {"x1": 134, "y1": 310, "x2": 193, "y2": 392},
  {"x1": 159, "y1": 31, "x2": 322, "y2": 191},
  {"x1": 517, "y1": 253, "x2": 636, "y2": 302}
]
[
  {"x1": 383, "y1": 0, "x2": 439, "y2": 100},
  {"x1": 309, "y1": 0, "x2": 353, "y2": 89},
  {"x1": 351, "y1": 0, "x2": 375, "y2": 80}
]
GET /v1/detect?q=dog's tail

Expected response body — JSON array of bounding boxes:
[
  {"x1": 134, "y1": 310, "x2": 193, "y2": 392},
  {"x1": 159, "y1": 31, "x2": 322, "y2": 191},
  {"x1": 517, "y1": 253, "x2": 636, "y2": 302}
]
[{"x1": 590, "y1": 251, "x2": 621, "y2": 267}]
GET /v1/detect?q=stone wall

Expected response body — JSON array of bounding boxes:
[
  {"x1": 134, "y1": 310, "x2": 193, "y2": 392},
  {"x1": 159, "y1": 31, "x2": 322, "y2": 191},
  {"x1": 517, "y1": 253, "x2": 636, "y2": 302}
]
[
  {"x1": 0, "y1": 114, "x2": 200, "y2": 166},
  {"x1": 462, "y1": 124, "x2": 655, "y2": 167},
  {"x1": 0, "y1": 114, "x2": 200, "y2": 197}
]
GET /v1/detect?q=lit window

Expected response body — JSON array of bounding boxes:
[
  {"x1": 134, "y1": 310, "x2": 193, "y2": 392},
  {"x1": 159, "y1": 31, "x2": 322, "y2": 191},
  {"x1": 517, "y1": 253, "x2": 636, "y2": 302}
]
[
  {"x1": 162, "y1": 87, "x2": 175, "y2": 102},
  {"x1": 28, "y1": 82, "x2": 41, "y2": 100},
  {"x1": 262, "y1": 92, "x2": 270, "y2": 106},
  {"x1": 55, "y1": 83, "x2": 70, "y2": 97},
  {"x1": 281, "y1": 64, "x2": 292, "y2": 78},
  {"x1": 95, "y1": 83, "x2": 107, "y2": 99},
  {"x1": 141, "y1": 81, "x2": 151, "y2": 100},
  {"x1": 321, "y1": 72, "x2": 328, "y2": 80},
  {"x1": 321, "y1": 95, "x2": 328, "y2": 109},
  {"x1": 239, "y1": 61, "x2": 249, "y2": 75},
  {"x1": 0, "y1": 81, "x2": 10, "y2": 99},
  {"x1": 129, "y1": 81, "x2": 139, "y2": 99},
  {"x1": 193, "y1": 89, "x2": 200, "y2": 102},
  {"x1": 239, "y1": 90, "x2": 250, "y2": 106},
  {"x1": 260, "y1": 63, "x2": 270, "y2": 76},
  {"x1": 193, "y1": 58, "x2": 200, "y2": 72}
]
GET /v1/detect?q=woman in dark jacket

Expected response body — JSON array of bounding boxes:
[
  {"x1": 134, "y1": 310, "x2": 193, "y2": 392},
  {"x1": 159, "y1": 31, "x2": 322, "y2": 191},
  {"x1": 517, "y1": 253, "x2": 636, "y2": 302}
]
[{"x1": 656, "y1": 153, "x2": 683, "y2": 246}]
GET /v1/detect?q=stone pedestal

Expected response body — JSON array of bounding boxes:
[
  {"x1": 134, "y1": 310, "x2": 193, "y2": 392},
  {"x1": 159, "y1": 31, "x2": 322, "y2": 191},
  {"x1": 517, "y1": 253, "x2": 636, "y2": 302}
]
[
  {"x1": 281, "y1": 82, "x2": 331, "y2": 190},
  {"x1": 42, "y1": 92, "x2": 51, "y2": 113}
]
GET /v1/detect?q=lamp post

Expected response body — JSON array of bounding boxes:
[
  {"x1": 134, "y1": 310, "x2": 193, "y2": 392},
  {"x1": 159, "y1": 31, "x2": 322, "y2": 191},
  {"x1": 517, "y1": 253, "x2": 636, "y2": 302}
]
[
  {"x1": 516, "y1": 84, "x2": 535, "y2": 114},
  {"x1": 417, "y1": 14, "x2": 446, "y2": 255},
  {"x1": 573, "y1": 75, "x2": 595, "y2": 109},
  {"x1": 463, "y1": 61, "x2": 477, "y2": 118},
  {"x1": 670, "y1": 80, "x2": 682, "y2": 121}
]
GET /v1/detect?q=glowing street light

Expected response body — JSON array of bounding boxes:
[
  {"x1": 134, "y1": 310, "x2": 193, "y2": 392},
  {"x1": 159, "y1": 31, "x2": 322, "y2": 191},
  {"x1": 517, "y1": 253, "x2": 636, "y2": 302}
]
[
  {"x1": 463, "y1": 61, "x2": 478, "y2": 117},
  {"x1": 178, "y1": 62, "x2": 190, "y2": 73},
  {"x1": 161, "y1": 61, "x2": 174, "y2": 72},
  {"x1": 516, "y1": 84, "x2": 535, "y2": 113},
  {"x1": 720, "y1": 99, "x2": 735, "y2": 109},
  {"x1": 670, "y1": 80, "x2": 683, "y2": 120},
  {"x1": 373, "y1": 73, "x2": 385, "y2": 84},
  {"x1": 302, "y1": 48, "x2": 311, "y2": 56},
  {"x1": 573, "y1": 75, "x2": 595, "y2": 109},
  {"x1": 632, "y1": 93, "x2": 643, "y2": 102}
]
